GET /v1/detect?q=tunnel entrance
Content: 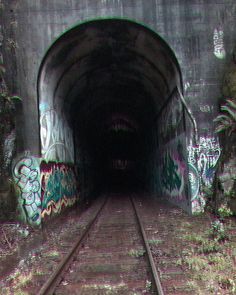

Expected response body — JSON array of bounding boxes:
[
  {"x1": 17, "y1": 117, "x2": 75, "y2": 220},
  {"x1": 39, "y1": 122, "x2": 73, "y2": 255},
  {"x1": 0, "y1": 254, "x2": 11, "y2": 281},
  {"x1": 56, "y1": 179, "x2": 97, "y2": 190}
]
[{"x1": 38, "y1": 18, "x2": 190, "y2": 211}]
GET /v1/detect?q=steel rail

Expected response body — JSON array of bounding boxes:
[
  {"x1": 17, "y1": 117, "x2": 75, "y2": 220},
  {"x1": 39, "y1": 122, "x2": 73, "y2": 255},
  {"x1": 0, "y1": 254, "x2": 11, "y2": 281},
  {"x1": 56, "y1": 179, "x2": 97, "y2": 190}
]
[
  {"x1": 38, "y1": 196, "x2": 108, "y2": 295},
  {"x1": 131, "y1": 196, "x2": 164, "y2": 295}
]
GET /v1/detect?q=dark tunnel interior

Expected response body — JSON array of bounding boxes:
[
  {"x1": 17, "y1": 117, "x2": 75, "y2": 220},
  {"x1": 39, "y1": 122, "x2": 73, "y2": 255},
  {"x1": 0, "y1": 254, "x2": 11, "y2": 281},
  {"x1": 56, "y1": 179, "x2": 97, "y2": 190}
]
[{"x1": 38, "y1": 19, "x2": 182, "y2": 199}]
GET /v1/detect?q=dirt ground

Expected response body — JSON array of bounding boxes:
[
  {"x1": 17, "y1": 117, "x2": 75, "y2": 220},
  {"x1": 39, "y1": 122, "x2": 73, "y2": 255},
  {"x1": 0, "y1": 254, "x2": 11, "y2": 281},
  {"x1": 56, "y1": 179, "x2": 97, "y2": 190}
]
[{"x1": 0, "y1": 197, "x2": 235, "y2": 295}]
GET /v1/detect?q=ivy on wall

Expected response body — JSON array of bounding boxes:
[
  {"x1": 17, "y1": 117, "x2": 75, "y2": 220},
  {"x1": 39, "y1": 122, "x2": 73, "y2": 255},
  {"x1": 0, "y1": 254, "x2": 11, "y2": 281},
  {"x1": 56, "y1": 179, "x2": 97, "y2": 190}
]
[
  {"x1": 0, "y1": 64, "x2": 19, "y2": 177},
  {"x1": 212, "y1": 48, "x2": 236, "y2": 215},
  {"x1": 0, "y1": 12, "x2": 21, "y2": 178},
  {"x1": 0, "y1": 17, "x2": 20, "y2": 219}
]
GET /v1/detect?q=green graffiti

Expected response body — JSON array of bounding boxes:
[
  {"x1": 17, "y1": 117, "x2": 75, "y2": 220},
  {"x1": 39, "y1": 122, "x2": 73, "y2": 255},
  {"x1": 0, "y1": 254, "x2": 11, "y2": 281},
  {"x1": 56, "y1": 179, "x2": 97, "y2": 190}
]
[
  {"x1": 162, "y1": 152, "x2": 181, "y2": 192},
  {"x1": 41, "y1": 163, "x2": 78, "y2": 211}
]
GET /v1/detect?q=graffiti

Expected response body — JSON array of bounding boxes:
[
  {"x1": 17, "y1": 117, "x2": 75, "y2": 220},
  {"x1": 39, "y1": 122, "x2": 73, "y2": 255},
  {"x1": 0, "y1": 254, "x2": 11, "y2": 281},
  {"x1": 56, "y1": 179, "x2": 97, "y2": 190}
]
[
  {"x1": 13, "y1": 156, "x2": 41, "y2": 225},
  {"x1": 213, "y1": 27, "x2": 226, "y2": 59},
  {"x1": 159, "y1": 90, "x2": 183, "y2": 142},
  {"x1": 188, "y1": 137, "x2": 221, "y2": 187},
  {"x1": 13, "y1": 158, "x2": 79, "y2": 223},
  {"x1": 184, "y1": 82, "x2": 190, "y2": 91},
  {"x1": 187, "y1": 137, "x2": 221, "y2": 213},
  {"x1": 199, "y1": 105, "x2": 214, "y2": 113},
  {"x1": 40, "y1": 109, "x2": 74, "y2": 163},
  {"x1": 162, "y1": 152, "x2": 181, "y2": 191},
  {"x1": 157, "y1": 91, "x2": 189, "y2": 210},
  {"x1": 40, "y1": 162, "x2": 78, "y2": 218},
  {"x1": 188, "y1": 163, "x2": 200, "y2": 200},
  {"x1": 161, "y1": 150, "x2": 185, "y2": 200},
  {"x1": 41, "y1": 197, "x2": 77, "y2": 218},
  {"x1": 107, "y1": 114, "x2": 137, "y2": 132},
  {"x1": 112, "y1": 159, "x2": 133, "y2": 170}
]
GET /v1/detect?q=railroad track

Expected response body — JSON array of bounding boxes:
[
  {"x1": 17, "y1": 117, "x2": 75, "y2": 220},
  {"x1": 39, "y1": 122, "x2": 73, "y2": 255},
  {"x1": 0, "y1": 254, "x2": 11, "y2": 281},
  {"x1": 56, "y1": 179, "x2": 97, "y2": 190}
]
[{"x1": 38, "y1": 194, "x2": 164, "y2": 295}]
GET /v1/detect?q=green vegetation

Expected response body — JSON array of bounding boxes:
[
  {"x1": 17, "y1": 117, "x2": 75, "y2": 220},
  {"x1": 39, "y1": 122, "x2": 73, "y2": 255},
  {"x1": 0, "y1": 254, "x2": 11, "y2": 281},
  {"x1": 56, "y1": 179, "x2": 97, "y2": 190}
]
[
  {"x1": 214, "y1": 98, "x2": 236, "y2": 136},
  {"x1": 0, "y1": 62, "x2": 21, "y2": 106},
  {"x1": 177, "y1": 221, "x2": 236, "y2": 294},
  {"x1": 208, "y1": 220, "x2": 227, "y2": 241},
  {"x1": 128, "y1": 248, "x2": 146, "y2": 258},
  {"x1": 217, "y1": 204, "x2": 233, "y2": 218},
  {"x1": 83, "y1": 282, "x2": 128, "y2": 295},
  {"x1": 145, "y1": 280, "x2": 152, "y2": 291},
  {"x1": 148, "y1": 238, "x2": 163, "y2": 245},
  {"x1": 0, "y1": 53, "x2": 20, "y2": 183},
  {"x1": 43, "y1": 249, "x2": 59, "y2": 258},
  {"x1": 211, "y1": 55, "x2": 236, "y2": 215},
  {"x1": 1, "y1": 269, "x2": 32, "y2": 295}
]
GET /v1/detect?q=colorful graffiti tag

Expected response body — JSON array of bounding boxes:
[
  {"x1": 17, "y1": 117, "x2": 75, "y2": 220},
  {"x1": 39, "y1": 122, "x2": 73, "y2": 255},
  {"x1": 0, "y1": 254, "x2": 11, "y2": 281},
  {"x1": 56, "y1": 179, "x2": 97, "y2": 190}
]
[
  {"x1": 40, "y1": 108, "x2": 74, "y2": 163},
  {"x1": 13, "y1": 156, "x2": 41, "y2": 225},
  {"x1": 157, "y1": 90, "x2": 190, "y2": 212},
  {"x1": 40, "y1": 162, "x2": 78, "y2": 218},
  {"x1": 161, "y1": 150, "x2": 186, "y2": 201},
  {"x1": 187, "y1": 136, "x2": 221, "y2": 212},
  {"x1": 188, "y1": 137, "x2": 221, "y2": 187}
]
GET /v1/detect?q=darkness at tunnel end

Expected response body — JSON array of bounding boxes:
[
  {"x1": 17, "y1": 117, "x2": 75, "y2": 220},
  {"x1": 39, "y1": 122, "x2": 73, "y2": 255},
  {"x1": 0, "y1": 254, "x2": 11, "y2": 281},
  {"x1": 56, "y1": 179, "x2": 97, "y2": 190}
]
[{"x1": 37, "y1": 18, "x2": 183, "y2": 198}]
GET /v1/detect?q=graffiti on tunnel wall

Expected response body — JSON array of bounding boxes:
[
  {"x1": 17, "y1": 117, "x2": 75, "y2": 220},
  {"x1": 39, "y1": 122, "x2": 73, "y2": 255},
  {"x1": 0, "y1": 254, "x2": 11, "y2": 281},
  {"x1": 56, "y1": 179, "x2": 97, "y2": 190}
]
[
  {"x1": 161, "y1": 152, "x2": 184, "y2": 196},
  {"x1": 213, "y1": 26, "x2": 226, "y2": 59},
  {"x1": 188, "y1": 137, "x2": 221, "y2": 187},
  {"x1": 13, "y1": 156, "x2": 41, "y2": 225},
  {"x1": 40, "y1": 107, "x2": 74, "y2": 163},
  {"x1": 187, "y1": 136, "x2": 221, "y2": 211},
  {"x1": 157, "y1": 89, "x2": 190, "y2": 211},
  {"x1": 13, "y1": 157, "x2": 79, "y2": 225},
  {"x1": 161, "y1": 139, "x2": 187, "y2": 202},
  {"x1": 40, "y1": 161, "x2": 78, "y2": 218},
  {"x1": 188, "y1": 162, "x2": 200, "y2": 201},
  {"x1": 158, "y1": 91, "x2": 184, "y2": 143}
]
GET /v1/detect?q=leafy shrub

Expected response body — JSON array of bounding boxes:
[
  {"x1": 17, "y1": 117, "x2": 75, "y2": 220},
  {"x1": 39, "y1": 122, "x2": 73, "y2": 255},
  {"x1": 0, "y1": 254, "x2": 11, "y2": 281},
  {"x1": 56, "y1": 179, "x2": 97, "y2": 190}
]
[
  {"x1": 218, "y1": 204, "x2": 233, "y2": 218},
  {"x1": 214, "y1": 98, "x2": 236, "y2": 136},
  {"x1": 208, "y1": 220, "x2": 227, "y2": 241}
]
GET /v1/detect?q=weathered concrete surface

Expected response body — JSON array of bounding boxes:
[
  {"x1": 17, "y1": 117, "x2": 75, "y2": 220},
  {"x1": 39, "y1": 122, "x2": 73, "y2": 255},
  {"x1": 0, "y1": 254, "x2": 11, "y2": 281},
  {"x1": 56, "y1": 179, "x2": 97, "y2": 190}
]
[
  {"x1": 2, "y1": 0, "x2": 235, "y2": 147},
  {"x1": 1, "y1": 0, "x2": 236, "y2": 221}
]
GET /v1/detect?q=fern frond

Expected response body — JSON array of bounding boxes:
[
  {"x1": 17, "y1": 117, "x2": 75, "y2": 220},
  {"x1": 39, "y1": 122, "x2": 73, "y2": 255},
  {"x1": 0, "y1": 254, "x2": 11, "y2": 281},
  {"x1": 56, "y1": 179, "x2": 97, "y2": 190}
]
[
  {"x1": 213, "y1": 114, "x2": 232, "y2": 123},
  {"x1": 10, "y1": 95, "x2": 22, "y2": 101},
  {"x1": 215, "y1": 125, "x2": 230, "y2": 133},
  {"x1": 226, "y1": 99, "x2": 236, "y2": 110},
  {"x1": 221, "y1": 105, "x2": 236, "y2": 121}
]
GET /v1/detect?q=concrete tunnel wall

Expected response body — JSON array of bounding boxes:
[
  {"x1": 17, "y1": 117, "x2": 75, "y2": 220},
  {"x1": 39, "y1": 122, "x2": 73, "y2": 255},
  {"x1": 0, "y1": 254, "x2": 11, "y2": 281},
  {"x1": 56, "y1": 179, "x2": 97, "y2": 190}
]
[
  {"x1": 1, "y1": 0, "x2": 236, "y2": 225},
  {"x1": 37, "y1": 19, "x2": 188, "y2": 213}
]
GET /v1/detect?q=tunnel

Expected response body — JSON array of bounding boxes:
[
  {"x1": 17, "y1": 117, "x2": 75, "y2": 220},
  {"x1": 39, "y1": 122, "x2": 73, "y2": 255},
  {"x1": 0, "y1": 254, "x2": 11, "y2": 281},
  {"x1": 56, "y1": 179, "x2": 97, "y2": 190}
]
[{"x1": 38, "y1": 18, "x2": 188, "y2": 206}]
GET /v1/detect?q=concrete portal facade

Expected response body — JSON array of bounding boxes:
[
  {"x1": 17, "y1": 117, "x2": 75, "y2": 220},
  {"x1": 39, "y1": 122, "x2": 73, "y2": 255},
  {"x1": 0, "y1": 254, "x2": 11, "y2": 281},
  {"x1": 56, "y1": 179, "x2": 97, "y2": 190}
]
[{"x1": 1, "y1": 0, "x2": 235, "y2": 225}]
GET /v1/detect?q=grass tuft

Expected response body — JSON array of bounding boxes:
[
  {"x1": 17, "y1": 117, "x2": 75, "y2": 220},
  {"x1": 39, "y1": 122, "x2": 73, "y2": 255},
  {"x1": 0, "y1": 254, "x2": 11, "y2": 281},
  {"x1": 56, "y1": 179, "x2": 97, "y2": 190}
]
[{"x1": 128, "y1": 248, "x2": 146, "y2": 258}]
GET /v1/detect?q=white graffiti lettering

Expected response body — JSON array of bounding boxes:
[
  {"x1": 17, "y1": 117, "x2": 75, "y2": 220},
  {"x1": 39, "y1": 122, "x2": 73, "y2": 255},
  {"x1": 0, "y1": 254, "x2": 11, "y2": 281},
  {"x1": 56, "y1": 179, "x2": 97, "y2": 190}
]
[
  {"x1": 13, "y1": 156, "x2": 41, "y2": 225},
  {"x1": 40, "y1": 109, "x2": 74, "y2": 163},
  {"x1": 213, "y1": 27, "x2": 226, "y2": 59},
  {"x1": 188, "y1": 163, "x2": 200, "y2": 201},
  {"x1": 199, "y1": 105, "x2": 214, "y2": 113},
  {"x1": 188, "y1": 137, "x2": 221, "y2": 188},
  {"x1": 184, "y1": 82, "x2": 190, "y2": 91}
]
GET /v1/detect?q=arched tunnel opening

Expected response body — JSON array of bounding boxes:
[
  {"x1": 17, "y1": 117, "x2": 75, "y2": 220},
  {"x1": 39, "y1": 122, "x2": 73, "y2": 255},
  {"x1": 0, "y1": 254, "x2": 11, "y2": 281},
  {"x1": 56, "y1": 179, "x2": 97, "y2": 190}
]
[{"x1": 38, "y1": 19, "x2": 185, "y2": 203}]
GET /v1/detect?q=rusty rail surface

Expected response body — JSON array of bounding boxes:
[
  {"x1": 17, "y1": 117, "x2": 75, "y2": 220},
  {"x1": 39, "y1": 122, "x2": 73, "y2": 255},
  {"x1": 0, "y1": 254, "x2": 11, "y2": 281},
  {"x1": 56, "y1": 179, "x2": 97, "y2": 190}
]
[
  {"x1": 131, "y1": 196, "x2": 164, "y2": 295},
  {"x1": 38, "y1": 195, "x2": 164, "y2": 294},
  {"x1": 38, "y1": 197, "x2": 108, "y2": 295}
]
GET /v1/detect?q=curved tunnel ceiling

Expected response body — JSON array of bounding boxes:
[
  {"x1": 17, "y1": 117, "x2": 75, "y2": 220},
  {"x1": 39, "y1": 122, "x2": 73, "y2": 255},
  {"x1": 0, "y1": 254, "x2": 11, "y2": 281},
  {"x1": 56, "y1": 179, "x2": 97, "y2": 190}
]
[{"x1": 38, "y1": 18, "x2": 182, "y2": 153}]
